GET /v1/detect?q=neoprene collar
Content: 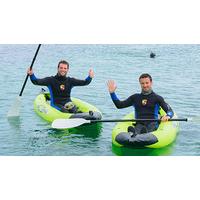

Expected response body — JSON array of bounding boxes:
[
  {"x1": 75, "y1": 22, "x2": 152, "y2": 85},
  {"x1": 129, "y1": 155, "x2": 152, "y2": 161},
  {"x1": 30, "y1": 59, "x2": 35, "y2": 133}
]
[
  {"x1": 141, "y1": 89, "x2": 153, "y2": 95},
  {"x1": 55, "y1": 73, "x2": 67, "y2": 81}
]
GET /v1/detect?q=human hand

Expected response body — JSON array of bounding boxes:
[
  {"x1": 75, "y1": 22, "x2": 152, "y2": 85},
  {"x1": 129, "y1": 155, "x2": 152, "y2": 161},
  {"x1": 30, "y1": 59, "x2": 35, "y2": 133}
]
[
  {"x1": 27, "y1": 67, "x2": 33, "y2": 75},
  {"x1": 89, "y1": 69, "x2": 94, "y2": 78},
  {"x1": 107, "y1": 80, "x2": 117, "y2": 93},
  {"x1": 161, "y1": 115, "x2": 170, "y2": 122}
]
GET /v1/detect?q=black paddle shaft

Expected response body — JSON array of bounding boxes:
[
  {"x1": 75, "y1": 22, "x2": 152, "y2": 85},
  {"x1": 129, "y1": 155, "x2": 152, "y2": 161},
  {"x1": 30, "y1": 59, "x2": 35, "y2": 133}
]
[
  {"x1": 91, "y1": 118, "x2": 188, "y2": 123},
  {"x1": 19, "y1": 44, "x2": 41, "y2": 96}
]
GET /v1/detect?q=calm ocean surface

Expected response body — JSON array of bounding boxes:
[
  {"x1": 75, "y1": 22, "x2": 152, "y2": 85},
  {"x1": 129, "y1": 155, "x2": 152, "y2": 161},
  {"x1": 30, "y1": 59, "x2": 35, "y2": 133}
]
[{"x1": 0, "y1": 44, "x2": 200, "y2": 156}]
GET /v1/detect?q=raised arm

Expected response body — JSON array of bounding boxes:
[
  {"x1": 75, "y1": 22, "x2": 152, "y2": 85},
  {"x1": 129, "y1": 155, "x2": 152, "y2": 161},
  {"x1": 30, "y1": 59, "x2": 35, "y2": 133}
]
[
  {"x1": 27, "y1": 67, "x2": 51, "y2": 86},
  {"x1": 107, "y1": 80, "x2": 134, "y2": 109},
  {"x1": 70, "y1": 69, "x2": 94, "y2": 86}
]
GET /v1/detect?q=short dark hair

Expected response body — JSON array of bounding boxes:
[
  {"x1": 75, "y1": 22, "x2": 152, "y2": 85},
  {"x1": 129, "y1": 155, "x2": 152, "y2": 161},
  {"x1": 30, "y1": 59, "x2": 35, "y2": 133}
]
[
  {"x1": 57, "y1": 60, "x2": 69, "y2": 68},
  {"x1": 139, "y1": 73, "x2": 152, "y2": 81}
]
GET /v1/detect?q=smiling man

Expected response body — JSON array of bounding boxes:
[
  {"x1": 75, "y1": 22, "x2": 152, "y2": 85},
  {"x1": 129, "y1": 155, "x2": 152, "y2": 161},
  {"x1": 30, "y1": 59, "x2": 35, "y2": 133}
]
[
  {"x1": 27, "y1": 60, "x2": 94, "y2": 113},
  {"x1": 107, "y1": 73, "x2": 174, "y2": 136}
]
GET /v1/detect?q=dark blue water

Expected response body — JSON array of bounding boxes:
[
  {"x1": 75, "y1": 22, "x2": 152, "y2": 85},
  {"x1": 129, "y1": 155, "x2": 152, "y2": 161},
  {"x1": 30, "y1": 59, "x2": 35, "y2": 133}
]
[{"x1": 1, "y1": 44, "x2": 200, "y2": 155}]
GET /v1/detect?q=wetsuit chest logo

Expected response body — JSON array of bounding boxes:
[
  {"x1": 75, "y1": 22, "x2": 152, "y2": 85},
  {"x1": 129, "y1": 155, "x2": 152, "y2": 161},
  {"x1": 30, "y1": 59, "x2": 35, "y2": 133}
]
[
  {"x1": 142, "y1": 99, "x2": 148, "y2": 106},
  {"x1": 60, "y1": 84, "x2": 65, "y2": 91}
]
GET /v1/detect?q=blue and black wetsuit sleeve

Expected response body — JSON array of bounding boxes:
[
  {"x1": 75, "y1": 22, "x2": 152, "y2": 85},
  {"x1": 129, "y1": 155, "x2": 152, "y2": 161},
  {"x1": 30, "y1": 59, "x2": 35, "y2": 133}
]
[
  {"x1": 110, "y1": 93, "x2": 134, "y2": 108},
  {"x1": 30, "y1": 74, "x2": 51, "y2": 86},
  {"x1": 158, "y1": 96, "x2": 174, "y2": 118},
  {"x1": 70, "y1": 76, "x2": 92, "y2": 86}
]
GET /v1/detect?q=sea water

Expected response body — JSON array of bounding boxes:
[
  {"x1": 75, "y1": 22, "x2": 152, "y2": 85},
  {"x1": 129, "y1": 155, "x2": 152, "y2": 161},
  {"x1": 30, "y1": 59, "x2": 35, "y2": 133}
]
[{"x1": 0, "y1": 44, "x2": 200, "y2": 155}]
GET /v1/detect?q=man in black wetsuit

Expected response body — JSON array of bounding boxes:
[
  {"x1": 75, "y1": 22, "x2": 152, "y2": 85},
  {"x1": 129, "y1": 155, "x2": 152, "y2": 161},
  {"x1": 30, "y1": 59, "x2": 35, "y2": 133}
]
[
  {"x1": 107, "y1": 73, "x2": 174, "y2": 136},
  {"x1": 27, "y1": 60, "x2": 94, "y2": 113}
]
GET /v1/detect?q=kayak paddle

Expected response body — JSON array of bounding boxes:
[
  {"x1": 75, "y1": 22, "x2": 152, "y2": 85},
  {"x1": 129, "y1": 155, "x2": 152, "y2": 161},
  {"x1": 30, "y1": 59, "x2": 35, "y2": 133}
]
[
  {"x1": 52, "y1": 118, "x2": 188, "y2": 129},
  {"x1": 7, "y1": 44, "x2": 41, "y2": 118}
]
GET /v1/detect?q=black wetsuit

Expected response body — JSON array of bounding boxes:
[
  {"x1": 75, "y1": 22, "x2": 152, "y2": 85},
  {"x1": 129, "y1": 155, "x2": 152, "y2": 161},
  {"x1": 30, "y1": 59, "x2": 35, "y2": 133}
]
[
  {"x1": 110, "y1": 91, "x2": 174, "y2": 133},
  {"x1": 30, "y1": 73, "x2": 92, "y2": 111}
]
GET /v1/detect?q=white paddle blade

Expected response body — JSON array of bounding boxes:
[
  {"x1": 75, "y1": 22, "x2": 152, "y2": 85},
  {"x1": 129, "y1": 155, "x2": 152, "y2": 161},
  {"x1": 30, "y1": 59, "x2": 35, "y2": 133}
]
[
  {"x1": 7, "y1": 96, "x2": 21, "y2": 118},
  {"x1": 52, "y1": 118, "x2": 90, "y2": 129}
]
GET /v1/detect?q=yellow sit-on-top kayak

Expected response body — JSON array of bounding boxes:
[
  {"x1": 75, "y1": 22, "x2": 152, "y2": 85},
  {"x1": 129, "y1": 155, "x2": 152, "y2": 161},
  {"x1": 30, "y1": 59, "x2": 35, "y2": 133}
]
[
  {"x1": 34, "y1": 93, "x2": 102, "y2": 123},
  {"x1": 112, "y1": 108, "x2": 179, "y2": 149}
]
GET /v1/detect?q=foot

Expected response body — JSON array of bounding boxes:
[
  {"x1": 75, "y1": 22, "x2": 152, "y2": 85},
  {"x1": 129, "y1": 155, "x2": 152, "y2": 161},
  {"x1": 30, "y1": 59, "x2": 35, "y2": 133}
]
[
  {"x1": 127, "y1": 126, "x2": 137, "y2": 137},
  {"x1": 89, "y1": 111, "x2": 94, "y2": 116},
  {"x1": 140, "y1": 127, "x2": 147, "y2": 134}
]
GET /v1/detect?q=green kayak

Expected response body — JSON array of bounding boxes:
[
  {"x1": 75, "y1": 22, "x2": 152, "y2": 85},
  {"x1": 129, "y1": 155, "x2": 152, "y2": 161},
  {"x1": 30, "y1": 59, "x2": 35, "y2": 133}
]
[
  {"x1": 34, "y1": 93, "x2": 102, "y2": 123},
  {"x1": 112, "y1": 108, "x2": 179, "y2": 149}
]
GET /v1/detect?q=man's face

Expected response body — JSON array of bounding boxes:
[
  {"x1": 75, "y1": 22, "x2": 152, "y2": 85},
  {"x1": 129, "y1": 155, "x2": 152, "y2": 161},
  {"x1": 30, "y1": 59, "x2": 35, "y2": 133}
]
[
  {"x1": 58, "y1": 63, "x2": 69, "y2": 76},
  {"x1": 139, "y1": 77, "x2": 152, "y2": 92}
]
